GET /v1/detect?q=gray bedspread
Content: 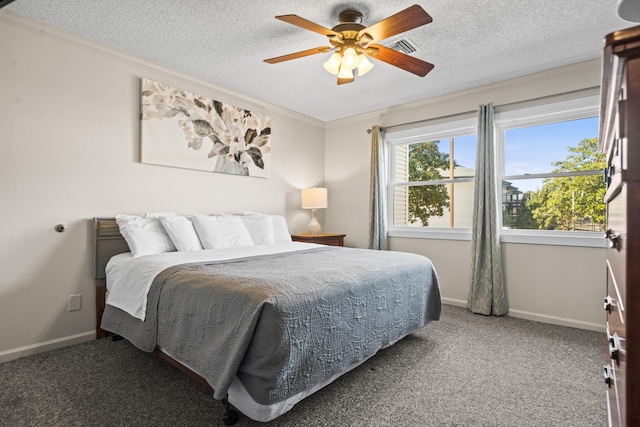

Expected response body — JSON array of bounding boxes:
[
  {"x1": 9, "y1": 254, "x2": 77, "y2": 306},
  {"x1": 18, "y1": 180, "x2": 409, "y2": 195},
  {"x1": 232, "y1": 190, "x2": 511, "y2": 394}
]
[{"x1": 101, "y1": 246, "x2": 441, "y2": 404}]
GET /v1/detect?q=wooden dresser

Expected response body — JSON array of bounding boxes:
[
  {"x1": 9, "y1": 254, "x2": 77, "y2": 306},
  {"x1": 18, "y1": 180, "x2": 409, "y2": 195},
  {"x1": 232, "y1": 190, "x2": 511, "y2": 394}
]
[{"x1": 600, "y1": 25, "x2": 640, "y2": 427}]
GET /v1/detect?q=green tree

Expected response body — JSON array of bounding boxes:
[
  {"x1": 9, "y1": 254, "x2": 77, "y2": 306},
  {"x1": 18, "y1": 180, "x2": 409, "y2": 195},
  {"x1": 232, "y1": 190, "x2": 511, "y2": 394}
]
[
  {"x1": 407, "y1": 141, "x2": 450, "y2": 225},
  {"x1": 529, "y1": 185, "x2": 559, "y2": 230},
  {"x1": 530, "y1": 138, "x2": 606, "y2": 230}
]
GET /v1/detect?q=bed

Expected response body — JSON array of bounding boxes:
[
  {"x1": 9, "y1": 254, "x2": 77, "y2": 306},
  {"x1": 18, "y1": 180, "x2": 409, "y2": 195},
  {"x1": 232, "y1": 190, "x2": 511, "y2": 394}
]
[{"x1": 93, "y1": 215, "x2": 441, "y2": 424}]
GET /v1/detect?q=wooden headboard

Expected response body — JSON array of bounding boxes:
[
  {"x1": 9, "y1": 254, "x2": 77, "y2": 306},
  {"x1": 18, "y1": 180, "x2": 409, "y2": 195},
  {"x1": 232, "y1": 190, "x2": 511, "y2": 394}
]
[
  {"x1": 94, "y1": 217, "x2": 129, "y2": 279},
  {"x1": 93, "y1": 217, "x2": 130, "y2": 339}
]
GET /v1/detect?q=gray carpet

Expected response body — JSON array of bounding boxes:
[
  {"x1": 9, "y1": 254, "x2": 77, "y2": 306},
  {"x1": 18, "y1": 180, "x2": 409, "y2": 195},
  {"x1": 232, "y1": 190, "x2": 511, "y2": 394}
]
[{"x1": 0, "y1": 305, "x2": 606, "y2": 427}]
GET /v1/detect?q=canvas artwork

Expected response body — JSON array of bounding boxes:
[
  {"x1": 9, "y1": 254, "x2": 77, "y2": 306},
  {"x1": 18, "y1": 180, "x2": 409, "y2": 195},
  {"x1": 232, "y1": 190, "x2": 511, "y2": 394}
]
[{"x1": 140, "y1": 78, "x2": 271, "y2": 178}]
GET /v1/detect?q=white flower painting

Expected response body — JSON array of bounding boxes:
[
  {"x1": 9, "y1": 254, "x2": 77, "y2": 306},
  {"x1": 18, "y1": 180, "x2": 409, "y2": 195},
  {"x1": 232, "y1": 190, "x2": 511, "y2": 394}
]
[{"x1": 140, "y1": 78, "x2": 271, "y2": 178}]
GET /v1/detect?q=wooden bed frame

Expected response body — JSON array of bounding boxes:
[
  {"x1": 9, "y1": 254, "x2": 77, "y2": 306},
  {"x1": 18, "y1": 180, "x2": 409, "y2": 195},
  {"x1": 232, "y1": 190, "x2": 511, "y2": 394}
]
[{"x1": 92, "y1": 217, "x2": 239, "y2": 424}]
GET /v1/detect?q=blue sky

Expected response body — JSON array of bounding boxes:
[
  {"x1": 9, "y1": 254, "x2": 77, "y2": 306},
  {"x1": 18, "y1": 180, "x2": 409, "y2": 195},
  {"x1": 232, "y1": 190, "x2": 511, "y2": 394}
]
[{"x1": 503, "y1": 117, "x2": 599, "y2": 175}]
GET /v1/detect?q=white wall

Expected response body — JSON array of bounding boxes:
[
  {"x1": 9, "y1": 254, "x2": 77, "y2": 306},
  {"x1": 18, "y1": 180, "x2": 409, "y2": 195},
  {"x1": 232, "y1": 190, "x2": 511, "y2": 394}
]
[
  {"x1": 0, "y1": 14, "x2": 325, "y2": 361},
  {"x1": 324, "y1": 60, "x2": 606, "y2": 331}
]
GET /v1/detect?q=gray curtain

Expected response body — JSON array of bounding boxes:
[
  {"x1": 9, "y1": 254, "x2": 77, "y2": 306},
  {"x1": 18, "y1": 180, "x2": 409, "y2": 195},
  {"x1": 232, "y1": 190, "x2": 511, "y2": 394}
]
[
  {"x1": 369, "y1": 125, "x2": 389, "y2": 250},
  {"x1": 468, "y1": 104, "x2": 508, "y2": 316}
]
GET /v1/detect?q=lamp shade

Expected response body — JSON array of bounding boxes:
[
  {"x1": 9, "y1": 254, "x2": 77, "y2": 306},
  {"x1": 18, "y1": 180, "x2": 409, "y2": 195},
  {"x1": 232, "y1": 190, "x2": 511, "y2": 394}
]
[
  {"x1": 323, "y1": 53, "x2": 342, "y2": 75},
  {"x1": 357, "y1": 55, "x2": 374, "y2": 76},
  {"x1": 301, "y1": 187, "x2": 328, "y2": 209}
]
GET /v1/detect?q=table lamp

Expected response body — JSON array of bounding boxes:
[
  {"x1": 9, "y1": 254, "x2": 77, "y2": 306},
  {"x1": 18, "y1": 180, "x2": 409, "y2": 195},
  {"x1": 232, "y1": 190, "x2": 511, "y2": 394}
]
[{"x1": 301, "y1": 187, "x2": 328, "y2": 235}]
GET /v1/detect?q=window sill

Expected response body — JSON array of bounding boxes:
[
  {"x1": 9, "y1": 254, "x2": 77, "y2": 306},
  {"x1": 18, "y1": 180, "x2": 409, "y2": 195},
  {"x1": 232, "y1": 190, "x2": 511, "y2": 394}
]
[
  {"x1": 389, "y1": 227, "x2": 471, "y2": 241},
  {"x1": 500, "y1": 229, "x2": 606, "y2": 248},
  {"x1": 389, "y1": 227, "x2": 607, "y2": 248}
]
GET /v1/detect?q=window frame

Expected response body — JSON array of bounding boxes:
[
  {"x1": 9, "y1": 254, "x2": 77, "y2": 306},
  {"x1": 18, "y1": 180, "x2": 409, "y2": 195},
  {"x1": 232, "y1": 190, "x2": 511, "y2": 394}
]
[
  {"x1": 386, "y1": 116, "x2": 477, "y2": 241},
  {"x1": 386, "y1": 94, "x2": 606, "y2": 248}
]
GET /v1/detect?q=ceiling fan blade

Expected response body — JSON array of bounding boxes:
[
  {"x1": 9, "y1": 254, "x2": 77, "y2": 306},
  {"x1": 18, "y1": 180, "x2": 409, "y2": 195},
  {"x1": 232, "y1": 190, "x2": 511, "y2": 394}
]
[
  {"x1": 264, "y1": 46, "x2": 331, "y2": 64},
  {"x1": 337, "y1": 76, "x2": 355, "y2": 85},
  {"x1": 359, "y1": 4, "x2": 432, "y2": 43},
  {"x1": 276, "y1": 14, "x2": 338, "y2": 37},
  {"x1": 369, "y1": 44, "x2": 434, "y2": 77}
]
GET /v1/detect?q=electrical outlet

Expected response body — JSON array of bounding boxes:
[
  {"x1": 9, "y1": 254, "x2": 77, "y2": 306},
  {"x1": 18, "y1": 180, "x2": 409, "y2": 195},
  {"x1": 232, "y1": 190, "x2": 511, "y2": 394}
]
[{"x1": 68, "y1": 294, "x2": 82, "y2": 312}]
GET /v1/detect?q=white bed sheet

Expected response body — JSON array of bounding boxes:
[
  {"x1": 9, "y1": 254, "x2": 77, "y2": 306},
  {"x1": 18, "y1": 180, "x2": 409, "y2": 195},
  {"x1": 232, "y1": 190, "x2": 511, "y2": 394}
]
[{"x1": 105, "y1": 242, "x2": 322, "y2": 320}]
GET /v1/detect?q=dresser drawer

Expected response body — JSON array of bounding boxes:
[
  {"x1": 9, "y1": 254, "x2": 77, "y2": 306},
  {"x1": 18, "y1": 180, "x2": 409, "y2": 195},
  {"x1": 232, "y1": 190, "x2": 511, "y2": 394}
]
[
  {"x1": 607, "y1": 250, "x2": 626, "y2": 311},
  {"x1": 605, "y1": 360, "x2": 624, "y2": 427},
  {"x1": 606, "y1": 263, "x2": 625, "y2": 337},
  {"x1": 606, "y1": 185, "x2": 627, "y2": 306},
  {"x1": 606, "y1": 330, "x2": 628, "y2": 427}
]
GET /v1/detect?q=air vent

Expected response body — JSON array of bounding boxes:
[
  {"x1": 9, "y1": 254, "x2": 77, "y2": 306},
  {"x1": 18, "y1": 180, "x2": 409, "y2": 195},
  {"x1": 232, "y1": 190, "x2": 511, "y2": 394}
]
[{"x1": 383, "y1": 37, "x2": 419, "y2": 54}]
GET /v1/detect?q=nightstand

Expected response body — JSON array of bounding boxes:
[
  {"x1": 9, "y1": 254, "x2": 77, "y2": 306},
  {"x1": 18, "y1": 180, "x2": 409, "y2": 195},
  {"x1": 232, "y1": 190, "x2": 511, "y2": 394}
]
[{"x1": 291, "y1": 233, "x2": 346, "y2": 246}]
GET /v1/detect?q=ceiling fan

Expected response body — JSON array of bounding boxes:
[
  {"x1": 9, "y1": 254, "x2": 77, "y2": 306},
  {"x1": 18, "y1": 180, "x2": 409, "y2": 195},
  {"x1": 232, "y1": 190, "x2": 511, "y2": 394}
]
[{"x1": 264, "y1": 4, "x2": 434, "y2": 85}]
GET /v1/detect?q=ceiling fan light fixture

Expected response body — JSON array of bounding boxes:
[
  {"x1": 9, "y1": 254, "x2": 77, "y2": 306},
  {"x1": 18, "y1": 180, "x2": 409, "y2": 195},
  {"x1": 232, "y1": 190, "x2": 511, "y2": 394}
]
[
  {"x1": 337, "y1": 65, "x2": 354, "y2": 80},
  {"x1": 357, "y1": 55, "x2": 374, "y2": 76},
  {"x1": 341, "y1": 47, "x2": 359, "y2": 70},
  {"x1": 323, "y1": 52, "x2": 342, "y2": 75}
]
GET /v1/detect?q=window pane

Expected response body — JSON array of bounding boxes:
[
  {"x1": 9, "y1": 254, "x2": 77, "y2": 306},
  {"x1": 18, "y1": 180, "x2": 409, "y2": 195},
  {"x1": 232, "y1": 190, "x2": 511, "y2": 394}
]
[
  {"x1": 504, "y1": 117, "x2": 599, "y2": 176},
  {"x1": 404, "y1": 136, "x2": 476, "y2": 182},
  {"x1": 502, "y1": 176, "x2": 605, "y2": 231},
  {"x1": 407, "y1": 140, "x2": 450, "y2": 181},
  {"x1": 452, "y1": 135, "x2": 477, "y2": 177},
  {"x1": 393, "y1": 183, "x2": 474, "y2": 228}
]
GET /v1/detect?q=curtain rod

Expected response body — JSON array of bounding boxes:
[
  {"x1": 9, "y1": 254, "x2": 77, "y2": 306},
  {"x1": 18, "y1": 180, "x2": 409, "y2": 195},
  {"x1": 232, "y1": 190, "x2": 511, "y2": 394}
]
[{"x1": 366, "y1": 86, "x2": 600, "y2": 134}]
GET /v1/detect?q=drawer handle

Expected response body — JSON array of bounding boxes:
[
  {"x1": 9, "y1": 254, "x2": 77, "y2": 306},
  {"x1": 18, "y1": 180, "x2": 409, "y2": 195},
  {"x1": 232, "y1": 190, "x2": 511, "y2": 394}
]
[
  {"x1": 604, "y1": 296, "x2": 614, "y2": 313},
  {"x1": 604, "y1": 365, "x2": 612, "y2": 387},
  {"x1": 605, "y1": 229, "x2": 621, "y2": 250},
  {"x1": 608, "y1": 332, "x2": 620, "y2": 363}
]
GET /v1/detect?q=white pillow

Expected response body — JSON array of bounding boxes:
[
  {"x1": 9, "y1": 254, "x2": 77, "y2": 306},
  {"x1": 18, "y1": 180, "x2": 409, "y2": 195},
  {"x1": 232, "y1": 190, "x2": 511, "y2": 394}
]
[
  {"x1": 159, "y1": 215, "x2": 203, "y2": 251},
  {"x1": 115, "y1": 213, "x2": 177, "y2": 257},
  {"x1": 244, "y1": 212, "x2": 292, "y2": 243},
  {"x1": 191, "y1": 214, "x2": 254, "y2": 249},
  {"x1": 271, "y1": 215, "x2": 292, "y2": 243},
  {"x1": 240, "y1": 215, "x2": 275, "y2": 245}
]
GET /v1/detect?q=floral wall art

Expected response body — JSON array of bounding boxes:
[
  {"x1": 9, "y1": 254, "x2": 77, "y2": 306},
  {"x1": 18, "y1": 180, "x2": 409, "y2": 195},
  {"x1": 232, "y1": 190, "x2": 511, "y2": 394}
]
[{"x1": 140, "y1": 78, "x2": 271, "y2": 178}]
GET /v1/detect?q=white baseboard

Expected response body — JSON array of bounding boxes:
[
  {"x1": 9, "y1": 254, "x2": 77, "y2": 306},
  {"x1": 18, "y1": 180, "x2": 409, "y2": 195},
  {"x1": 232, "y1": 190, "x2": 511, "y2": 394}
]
[
  {"x1": 441, "y1": 298, "x2": 605, "y2": 332},
  {"x1": 0, "y1": 330, "x2": 95, "y2": 364},
  {"x1": 441, "y1": 297, "x2": 468, "y2": 307}
]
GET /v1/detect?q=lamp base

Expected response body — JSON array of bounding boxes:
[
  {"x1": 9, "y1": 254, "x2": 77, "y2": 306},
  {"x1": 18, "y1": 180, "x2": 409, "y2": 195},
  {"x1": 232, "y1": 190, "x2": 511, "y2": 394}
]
[{"x1": 307, "y1": 209, "x2": 322, "y2": 235}]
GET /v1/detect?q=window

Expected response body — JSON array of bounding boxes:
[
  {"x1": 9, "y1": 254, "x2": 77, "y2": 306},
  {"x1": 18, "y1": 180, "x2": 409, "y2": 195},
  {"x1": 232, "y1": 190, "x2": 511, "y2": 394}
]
[
  {"x1": 387, "y1": 94, "x2": 605, "y2": 247},
  {"x1": 496, "y1": 95, "x2": 605, "y2": 243},
  {"x1": 387, "y1": 118, "x2": 477, "y2": 232},
  {"x1": 501, "y1": 117, "x2": 604, "y2": 231}
]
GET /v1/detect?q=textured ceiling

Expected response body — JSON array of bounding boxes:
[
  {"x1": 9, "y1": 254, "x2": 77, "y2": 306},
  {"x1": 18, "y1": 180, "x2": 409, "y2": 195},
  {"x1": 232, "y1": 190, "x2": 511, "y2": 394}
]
[{"x1": 5, "y1": 0, "x2": 632, "y2": 122}]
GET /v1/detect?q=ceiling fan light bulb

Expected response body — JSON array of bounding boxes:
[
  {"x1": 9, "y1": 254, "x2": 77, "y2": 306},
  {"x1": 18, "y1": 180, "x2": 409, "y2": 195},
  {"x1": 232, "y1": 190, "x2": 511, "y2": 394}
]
[
  {"x1": 357, "y1": 55, "x2": 374, "y2": 76},
  {"x1": 342, "y1": 47, "x2": 358, "y2": 70},
  {"x1": 337, "y1": 66, "x2": 354, "y2": 79},
  {"x1": 323, "y1": 52, "x2": 342, "y2": 75}
]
